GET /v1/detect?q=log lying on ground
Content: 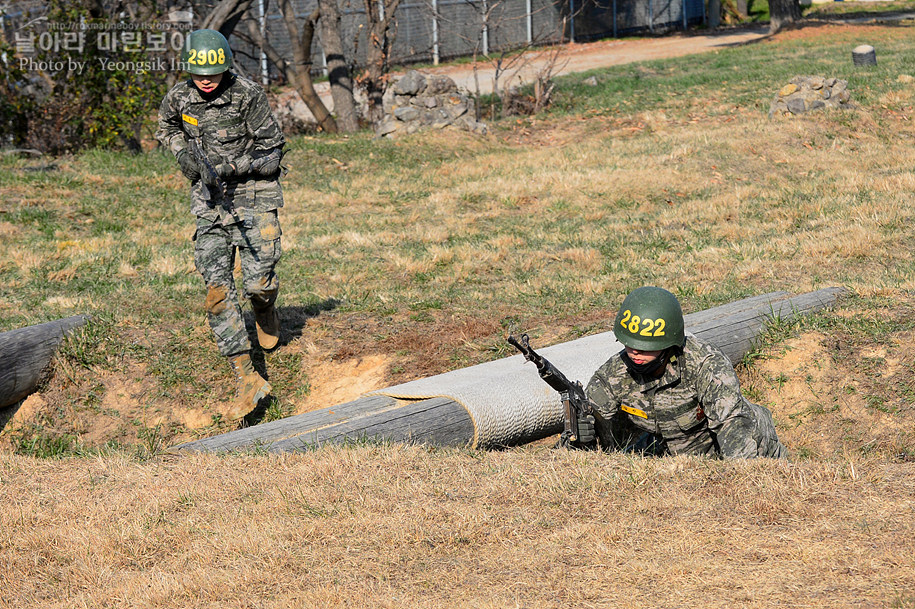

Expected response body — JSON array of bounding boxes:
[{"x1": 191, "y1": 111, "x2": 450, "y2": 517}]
[
  {"x1": 0, "y1": 315, "x2": 89, "y2": 409},
  {"x1": 174, "y1": 287, "x2": 846, "y2": 454}
]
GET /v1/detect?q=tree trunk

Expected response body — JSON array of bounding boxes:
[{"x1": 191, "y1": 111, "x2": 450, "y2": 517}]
[
  {"x1": 277, "y1": 0, "x2": 339, "y2": 133},
  {"x1": 244, "y1": 3, "x2": 338, "y2": 133},
  {"x1": 769, "y1": 0, "x2": 801, "y2": 33},
  {"x1": 359, "y1": 0, "x2": 402, "y2": 125},
  {"x1": 317, "y1": 0, "x2": 360, "y2": 132},
  {"x1": 0, "y1": 315, "x2": 88, "y2": 409},
  {"x1": 207, "y1": 0, "x2": 338, "y2": 132},
  {"x1": 202, "y1": 0, "x2": 257, "y2": 41},
  {"x1": 708, "y1": 0, "x2": 721, "y2": 29}
]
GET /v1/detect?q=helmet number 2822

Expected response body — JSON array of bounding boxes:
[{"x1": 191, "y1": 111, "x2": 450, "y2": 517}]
[
  {"x1": 619, "y1": 310, "x2": 667, "y2": 337},
  {"x1": 187, "y1": 48, "x2": 227, "y2": 66}
]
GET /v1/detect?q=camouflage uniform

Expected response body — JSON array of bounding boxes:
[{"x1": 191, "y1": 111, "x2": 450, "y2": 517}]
[
  {"x1": 156, "y1": 73, "x2": 285, "y2": 356},
  {"x1": 586, "y1": 334, "x2": 787, "y2": 459}
]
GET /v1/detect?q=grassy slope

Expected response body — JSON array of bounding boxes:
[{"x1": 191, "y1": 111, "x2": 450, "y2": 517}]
[{"x1": 1, "y1": 20, "x2": 915, "y2": 606}]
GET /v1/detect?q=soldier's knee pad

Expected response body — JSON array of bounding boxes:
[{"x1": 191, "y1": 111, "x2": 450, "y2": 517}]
[{"x1": 205, "y1": 284, "x2": 229, "y2": 315}]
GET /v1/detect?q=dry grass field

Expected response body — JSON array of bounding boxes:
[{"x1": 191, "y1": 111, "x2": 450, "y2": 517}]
[{"x1": 2, "y1": 16, "x2": 915, "y2": 608}]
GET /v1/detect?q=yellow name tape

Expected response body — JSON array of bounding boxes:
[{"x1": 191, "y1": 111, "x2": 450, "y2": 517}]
[
  {"x1": 621, "y1": 404, "x2": 648, "y2": 419},
  {"x1": 182, "y1": 114, "x2": 198, "y2": 126}
]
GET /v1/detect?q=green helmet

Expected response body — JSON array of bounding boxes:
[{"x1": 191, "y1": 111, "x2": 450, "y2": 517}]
[
  {"x1": 180, "y1": 29, "x2": 233, "y2": 75},
  {"x1": 613, "y1": 286, "x2": 685, "y2": 351}
]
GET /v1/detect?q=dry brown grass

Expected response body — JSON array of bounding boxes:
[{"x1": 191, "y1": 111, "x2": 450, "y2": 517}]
[{"x1": 1, "y1": 448, "x2": 912, "y2": 608}]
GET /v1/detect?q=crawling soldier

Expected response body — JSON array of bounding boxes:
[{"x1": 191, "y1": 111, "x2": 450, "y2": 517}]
[{"x1": 585, "y1": 287, "x2": 788, "y2": 458}]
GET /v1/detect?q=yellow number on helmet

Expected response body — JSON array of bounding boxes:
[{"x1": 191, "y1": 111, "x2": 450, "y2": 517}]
[
  {"x1": 628, "y1": 316, "x2": 641, "y2": 334},
  {"x1": 217, "y1": 48, "x2": 226, "y2": 64},
  {"x1": 653, "y1": 319, "x2": 666, "y2": 336},
  {"x1": 207, "y1": 49, "x2": 218, "y2": 65},
  {"x1": 639, "y1": 319, "x2": 655, "y2": 336},
  {"x1": 619, "y1": 309, "x2": 631, "y2": 328},
  {"x1": 187, "y1": 49, "x2": 197, "y2": 64}
]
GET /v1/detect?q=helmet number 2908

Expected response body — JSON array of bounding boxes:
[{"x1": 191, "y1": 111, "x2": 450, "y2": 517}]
[
  {"x1": 187, "y1": 48, "x2": 226, "y2": 66},
  {"x1": 619, "y1": 309, "x2": 666, "y2": 337}
]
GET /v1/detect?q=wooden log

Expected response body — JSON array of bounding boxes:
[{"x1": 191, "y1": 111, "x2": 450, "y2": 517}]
[
  {"x1": 0, "y1": 315, "x2": 89, "y2": 409},
  {"x1": 173, "y1": 288, "x2": 846, "y2": 454}
]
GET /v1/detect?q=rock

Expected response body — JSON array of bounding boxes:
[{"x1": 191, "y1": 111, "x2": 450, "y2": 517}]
[
  {"x1": 425, "y1": 75, "x2": 457, "y2": 95},
  {"x1": 393, "y1": 70, "x2": 427, "y2": 95},
  {"x1": 786, "y1": 97, "x2": 807, "y2": 115},
  {"x1": 769, "y1": 75, "x2": 855, "y2": 118},
  {"x1": 394, "y1": 106, "x2": 420, "y2": 121},
  {"x1": 379, "y1": 72, "x2": 486, "y2": 138},
  {"x1": 583, "y1": 76, "x2": 599, "y2": 86},
  {"x1": 375, "y1": 118, "x2": 398, "y2": 137}
]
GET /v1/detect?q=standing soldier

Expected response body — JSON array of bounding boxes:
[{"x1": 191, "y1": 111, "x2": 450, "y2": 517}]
[
  {"x1": 584, "y1": 286, "x2": 788, "y2": 459},
  {"x1": 156, "y1": 29, "x2": 285, "y2": 420}
]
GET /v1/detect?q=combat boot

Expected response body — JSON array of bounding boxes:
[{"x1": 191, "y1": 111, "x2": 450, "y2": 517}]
[
  {"x1": 227, "y1": 352, "x2": 271, "y2": 420},
  {"x1": 253, "y1": 304, "x2": 281, "y2": 350}
]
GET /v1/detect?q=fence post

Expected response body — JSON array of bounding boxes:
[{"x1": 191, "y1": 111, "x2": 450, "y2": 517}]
[
  {"x1": 526, "y1": 0, "x2": 532, "y2": 44},
  {"x1": 569, "y1": 0, "x2": 575, "y2": 43},
  {"x1": 482, "y1": 0, "x2": 489, "y2": 55},
  {"x1": 613, "y1": 0, "x2": 617, "y2": 37},
  {"x1": 432, "y1": 0, "x2": 440, "y2": 64}
]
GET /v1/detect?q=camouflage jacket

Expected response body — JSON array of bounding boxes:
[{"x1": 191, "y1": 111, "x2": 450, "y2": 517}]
[
  {"x1": 156, "y1": 73, "x2": 285, "y2": 222},
  {"x1": 586, "y1": 334, "x2": 771, "y2": 458}
]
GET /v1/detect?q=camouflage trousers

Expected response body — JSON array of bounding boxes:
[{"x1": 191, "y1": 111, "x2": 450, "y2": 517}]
[{"x1": 194, "y1": 210, "x2": 282, "y2": 356}]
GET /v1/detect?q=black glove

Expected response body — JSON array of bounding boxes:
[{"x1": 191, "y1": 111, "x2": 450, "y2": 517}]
[
  {"x1": 251, "y1": 149, "x2": 281, "y2": 175},
  {"x1": 557, "y1": 413, "x2": 597, "y2": 450},
  {"x1": 213, "y1": 161, "x2": 236, "y2": 179},
  {"x1": 176, "y1": 149, "x2": 201, "y2": 181},
  {"x1": 575, "y1": 413, "x2": 596, "y2": 446}
]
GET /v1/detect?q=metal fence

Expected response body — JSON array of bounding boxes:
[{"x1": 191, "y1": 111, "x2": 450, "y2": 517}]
[
  {"x1": 1, "y1": 0, "x2": 706, "y2": 81},
  {"x1": 234, "y1": 0, "x2": 706, "y2": 80}
]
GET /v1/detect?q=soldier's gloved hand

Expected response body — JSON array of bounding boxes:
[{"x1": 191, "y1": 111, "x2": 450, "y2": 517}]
[
  {"x1": 573, "y1": 414, "x2": 596, "y2": 448},
  {"x1": 213, "y1": 161, "x2": 237, "y2": 179},
  {"x1": 251, "y1": 150, "x2": 281, "y2": 175},
  {"x1": 214, "y1": 156, "x2": 251, "y2": 179},
  {"x1": 176, "y1": 149, "x2": 201, "y2": 181}
]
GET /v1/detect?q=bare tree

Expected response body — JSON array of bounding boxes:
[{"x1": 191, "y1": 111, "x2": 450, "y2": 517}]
[
  {"x1": 436, "y1": 0, "x2": 567, "y2": 118},
  {"x1": 205, "y1": 0, "x2": 344, "y2": 133},
  {"x1": 240, "y1": 0, "x2": 339, "y2": 132},
  {"x1": 356, "y1": 0, "x2": 403, "y2": 124},
  {"x1": 318, "y1": 0, "x2": 360, "y2": 131}
]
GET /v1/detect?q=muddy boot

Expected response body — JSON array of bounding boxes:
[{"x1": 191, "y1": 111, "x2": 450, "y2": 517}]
[
  {"x1": 253, "y1": 304, "x2": 281, "y2": 351},
  {"x1": 227, "y1": 352, "x2": 271, "y2": 420}
]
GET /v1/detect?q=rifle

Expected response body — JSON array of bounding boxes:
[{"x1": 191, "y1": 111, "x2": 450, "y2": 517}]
[
  {"x1": 187, "y1": 138, "x2": 230, "y2": 212},
  {"x1": 508, "y1": 333, "x2": 596, "y2": 449}
]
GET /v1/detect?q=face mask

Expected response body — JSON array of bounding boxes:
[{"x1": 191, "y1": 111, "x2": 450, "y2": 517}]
[
  {"x1": 621, "y1": 350, "x2": 668, "y2": 377},
  {"x1": 197, "y1": 72, "x2": 233, "y2": 100}
]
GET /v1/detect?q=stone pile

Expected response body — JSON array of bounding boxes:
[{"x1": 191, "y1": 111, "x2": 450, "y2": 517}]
[
  {"x1": 376, "y1": 70, "x2": 487, "y2": 138},
  {"x1": 769, "y1": 75, "x2": 854, "y2": 118}
]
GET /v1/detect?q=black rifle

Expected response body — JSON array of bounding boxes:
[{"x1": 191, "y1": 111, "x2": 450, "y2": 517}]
[
  {"x1": 187, "y1": 138, "x2": 230, "y2": 213},
  {"x1": 508, "y1": 333, "x2": 596, "y2": 449},
  {"x1": 187, "y1": 138, "x2": 255, "y2": 249}
]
